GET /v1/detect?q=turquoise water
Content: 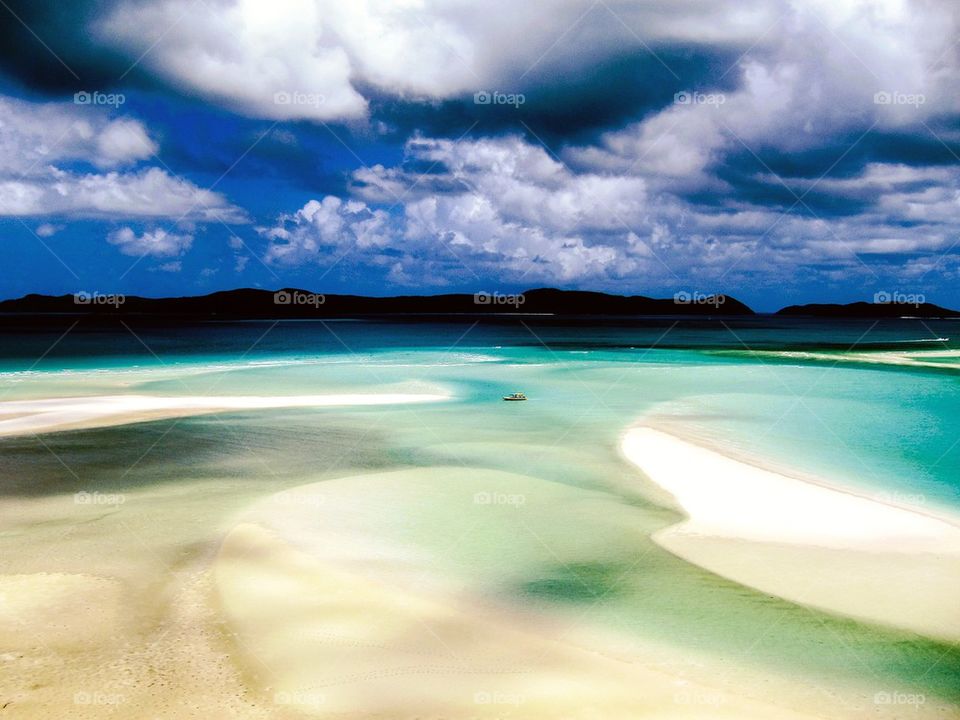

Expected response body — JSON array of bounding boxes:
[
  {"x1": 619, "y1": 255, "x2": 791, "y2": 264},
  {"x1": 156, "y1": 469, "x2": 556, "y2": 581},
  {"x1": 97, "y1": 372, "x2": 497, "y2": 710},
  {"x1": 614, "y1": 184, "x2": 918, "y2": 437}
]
[
  {"x1": 4, "y1": 318, "x2": 958, "y2": 509},
  {"x1": 2, "y1": 317, "x2": 959, "y2": 711}
]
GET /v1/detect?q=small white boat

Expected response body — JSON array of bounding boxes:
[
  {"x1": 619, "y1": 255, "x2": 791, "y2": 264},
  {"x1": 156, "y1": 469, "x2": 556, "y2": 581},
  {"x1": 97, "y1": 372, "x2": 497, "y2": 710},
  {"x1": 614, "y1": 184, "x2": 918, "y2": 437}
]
[{"x1": 503, "y1": 392, "x2": 528, "y2": 401}]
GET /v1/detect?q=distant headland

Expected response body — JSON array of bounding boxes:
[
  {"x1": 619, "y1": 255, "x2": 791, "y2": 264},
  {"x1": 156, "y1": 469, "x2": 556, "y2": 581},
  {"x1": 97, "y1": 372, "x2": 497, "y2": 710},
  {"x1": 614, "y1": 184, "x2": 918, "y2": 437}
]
[{"x1": 0, "y1": 288, "x2": 957, "y2": 321}]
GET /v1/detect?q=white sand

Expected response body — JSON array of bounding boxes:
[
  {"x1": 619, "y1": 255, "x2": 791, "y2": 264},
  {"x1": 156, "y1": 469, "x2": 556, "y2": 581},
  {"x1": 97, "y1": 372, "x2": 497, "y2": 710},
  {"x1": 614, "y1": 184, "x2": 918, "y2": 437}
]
[
  {"x1": 622, "y1": 426, "x2": 960, "y2": 640},
  {"x1": 214, "y1": 521, "x2": 823, "y2": 719},
  {"x1": 731, "y1": 347, "x2": 960, "y2": 370},
  {"x1": 3, "y1": 448, "x2": 955, "y2": 717},
  {"x1": 0, "y1": 392, "x2": 450, "y2": 436}
]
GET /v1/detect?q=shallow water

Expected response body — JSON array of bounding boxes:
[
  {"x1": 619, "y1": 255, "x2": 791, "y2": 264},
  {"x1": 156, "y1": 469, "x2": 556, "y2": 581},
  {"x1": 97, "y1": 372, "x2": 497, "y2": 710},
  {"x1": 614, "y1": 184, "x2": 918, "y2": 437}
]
[{"x1": 1, "y1": 317, "x2": 959, "y2": 715}]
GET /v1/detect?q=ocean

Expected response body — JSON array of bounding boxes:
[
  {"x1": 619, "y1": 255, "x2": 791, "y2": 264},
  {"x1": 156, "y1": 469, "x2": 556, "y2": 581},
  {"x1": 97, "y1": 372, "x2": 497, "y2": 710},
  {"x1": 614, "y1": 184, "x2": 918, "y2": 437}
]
[{"x1": 1, "y1": 316, "x2": 958, "y2": 717}]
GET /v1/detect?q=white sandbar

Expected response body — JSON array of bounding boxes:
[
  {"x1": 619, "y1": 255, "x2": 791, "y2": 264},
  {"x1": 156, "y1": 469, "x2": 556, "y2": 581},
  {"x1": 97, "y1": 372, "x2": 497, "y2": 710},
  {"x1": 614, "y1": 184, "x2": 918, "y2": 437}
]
[
  {"x1": 621, "y1": 426, "x2": 960, "y2": 640},
  {"x1": 0, "y1": 392, "x2": 450, "y2": 436}
]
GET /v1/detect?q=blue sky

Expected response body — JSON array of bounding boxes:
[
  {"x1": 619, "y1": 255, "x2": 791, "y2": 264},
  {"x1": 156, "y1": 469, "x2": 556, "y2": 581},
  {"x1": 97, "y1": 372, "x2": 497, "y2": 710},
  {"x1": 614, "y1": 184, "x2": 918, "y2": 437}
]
[{"x1": 1, "y1": 0, "x2": 959, "y2": 311}]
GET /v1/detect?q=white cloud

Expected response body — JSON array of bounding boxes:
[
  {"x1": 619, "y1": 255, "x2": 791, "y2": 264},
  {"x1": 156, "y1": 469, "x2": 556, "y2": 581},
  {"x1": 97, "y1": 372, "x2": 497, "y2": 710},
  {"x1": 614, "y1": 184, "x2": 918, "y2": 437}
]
[
  {"x1": 107, "y1": 226, "x2": 193, "y2": 257},
  {"x1": 0, "y1": 167, "x2": 248, "y2": 222},
  {"x1": 35, "y1": 223, "x2": 61, "y2": 237},
  {"x1": 0, "y1": 96, "x2": 246, "y2": 222},
  {"x1": 93, "y1": 0, "x2": 959, "y2": 137},
  {"x1": 0, "y1": 97, "x2": 157, "y2": 172},
  {"x1": 95, "y1": 0, "x2": 780, "y2": 122},
  {"x1": 265, "y1": 135, "x2": 654, "y2": 283},
  {"x1": 263, "y1": 195, "x2": 393, "y2": 265},
  {"x1": 262, "y1": 133, "x2": 960, "y2": 291},
  {"x1": 95, "y1": 118, "x2": 158, "y2": 167},
  {"x1": 99, "y1": 0, "x2": 366, "y2": 122}
]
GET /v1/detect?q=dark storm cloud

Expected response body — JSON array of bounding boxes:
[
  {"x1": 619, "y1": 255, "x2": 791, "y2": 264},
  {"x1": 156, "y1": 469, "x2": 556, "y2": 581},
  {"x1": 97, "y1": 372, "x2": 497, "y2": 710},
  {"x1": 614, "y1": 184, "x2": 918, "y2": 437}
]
[
  {"x1": 366, "y1": 47, "x2": 745, "y2": 145},
  {"x1": 862, "y1": 128, "x2": 960, "y2": 167},
  {"x1": 0, "y1": 0, "x2": 126, "y2": 91},
  {"x1": 707, "y1": 145, "x2": 876, "y2": 217},
  {"x1": 683, "y1": 120, "x2": 960, "y2": 219}
]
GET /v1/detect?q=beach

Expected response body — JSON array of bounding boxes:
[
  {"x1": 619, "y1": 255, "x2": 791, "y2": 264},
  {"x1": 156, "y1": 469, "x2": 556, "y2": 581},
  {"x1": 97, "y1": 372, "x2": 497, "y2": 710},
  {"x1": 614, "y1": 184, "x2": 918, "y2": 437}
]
[
  {"x1": 621, "y1": 426, "x2": 960, "y2": 642},
  {"x1": 5, "y1": 0, "x2": 960, "y2": 711},
  {"x1": 214, "y1": 518, "x2": 821, "y2": 719},
  {"x1": 1, "y1": 321, "x2": 959, "y2": 718}
]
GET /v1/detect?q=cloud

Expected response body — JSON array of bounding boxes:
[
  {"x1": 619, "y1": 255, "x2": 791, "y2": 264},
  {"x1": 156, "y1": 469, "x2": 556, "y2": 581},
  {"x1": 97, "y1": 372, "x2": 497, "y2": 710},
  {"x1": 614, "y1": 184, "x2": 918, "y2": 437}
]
[
  {"x1": 263, "y1": 195, "x2": 393, "y2": 265},
  {"x1": 107, "y1": 226, "x2": 193, "y2": 257},
  {"x1": 0, "y1": 96, "x2": 247, "y2": 222},
  {"x1": 92, "y1": 0, "x2": 781, "y2": 122},
  {"x1": 35, "y1": 223, "x2": 62, "y2": 237},
  {"x1": 566, "y1": 0, "x2": 960, "y2": 190},
  {"x1": 0, "y1": 96, "x2": 156, "y2": 172},
  {"x1": 98, "y1": 0, "x2": 366, "y2": 122},
  {"x1": 3, "y1": 0, "x2": 960, "y2": 302},
  {"x1": 262, "y1": 132, "x2": 960, "y2": 292},
  {"x1": 264, "y1": 135, "x2": 656, "y2": 283},
  {"x1": 95, "y1": 118, "x2": 158, "y2": 167},
  {"x1": 3, "y1": 0, "x2": 959, "y2": 144},
  {"x1": 0, "y1": 167, "x2": 248, "y2": 221}
]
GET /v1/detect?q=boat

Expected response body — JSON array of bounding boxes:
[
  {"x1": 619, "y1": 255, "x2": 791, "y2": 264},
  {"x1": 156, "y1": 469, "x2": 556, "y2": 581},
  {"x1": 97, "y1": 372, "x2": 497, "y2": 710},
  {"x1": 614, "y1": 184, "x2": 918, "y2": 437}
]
[{"x1": 503, "y1": 392, "x2": 528, "y2": 401}]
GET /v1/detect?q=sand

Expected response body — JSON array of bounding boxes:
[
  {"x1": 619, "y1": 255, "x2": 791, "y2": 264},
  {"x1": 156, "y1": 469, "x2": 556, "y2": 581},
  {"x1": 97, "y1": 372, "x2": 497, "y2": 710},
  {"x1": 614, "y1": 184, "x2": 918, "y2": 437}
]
[
  {"x1": 5, "y1": 462, "x2": 827, "y2": 719},
  {"x1": 3, "y1": 403, "x2": 957, "y2": 717},
  {"x1": 621, "y1": 426, "x2": 960, "y2": 642},
  {"x1": 3, "y1": 447, "x2": 957, "y2": 718},
  {"x1": 0, "y1": 392, "x2": 450, "y2": 436},
  {"x1": 214, "y1": 520, "x2": 821, "y2": 719},
  {"x1": 207, "y1": 467, "x2": 959, "y2": 719},
  {"x1": 723, "y1": 347, "x2": 960, "y2": 370}
]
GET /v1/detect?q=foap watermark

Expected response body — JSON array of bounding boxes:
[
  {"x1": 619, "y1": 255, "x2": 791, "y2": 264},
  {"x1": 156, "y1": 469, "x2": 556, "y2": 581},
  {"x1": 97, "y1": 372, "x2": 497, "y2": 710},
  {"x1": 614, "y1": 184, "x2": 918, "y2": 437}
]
[
  {"x1": 274, "y1": 290, "x2": 325, "y2": 308},
  {"x1": 74, "y1": 291, "x2": 125, "y2": 308},
  {"x1": 473, "y1": 90, "x2": 526, "y2": 108},
  {"x1": 674, "y1": 290, "x2": 726, "y2": 308},
  {"x1": 876, "y1": 490, "x2": 926, "y2": 507},
  {"x1": 873, "y1": 690, "x2": 925, "y2": 708},
  {"x1": 272, "y1": 490, "x2": 326, "y2": 509},
  {"x1": 873, "y1": 290, "x2": 925, "y2": 308},
  {"x1": 73, "y1": 90, "x2": 125, "y2": 108},
  {"x1": 474, "y1": 291, "x2": 525, "y2": 308},
  {"x1": 274, "y1": 690, "x2": 326, "y2": 709},
  {"x1": 674, "y1": 90, "x2": 725, "y2": 107},
  {"x1": 73, "y1": 691, "x2": 126, "y2": 706},
  {"x1": 674, "y1": 688, "x2": 725, "y2": 708},
  {"x1": 874, "y1": 90, "x2": 925, "y2": 108},
  {"x1": 273, "y1": 91, "x2": 326, "y2": 108},
  {"x1": 473, "y1": 491, "x2": 525, "y2": 508},
  {"x1": 74, "y1": 491, "x2": 126, "y2": 506},
  {"x1": 474, "y1": 691, "x2": 524, "y2": 707}
]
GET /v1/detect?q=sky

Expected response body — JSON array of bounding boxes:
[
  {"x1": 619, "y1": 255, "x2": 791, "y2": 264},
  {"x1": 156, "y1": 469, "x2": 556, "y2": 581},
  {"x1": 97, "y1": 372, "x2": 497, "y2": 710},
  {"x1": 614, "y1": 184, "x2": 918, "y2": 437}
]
[{"x1": 0, "y1": 0, "x2": 958, "y2": 311}]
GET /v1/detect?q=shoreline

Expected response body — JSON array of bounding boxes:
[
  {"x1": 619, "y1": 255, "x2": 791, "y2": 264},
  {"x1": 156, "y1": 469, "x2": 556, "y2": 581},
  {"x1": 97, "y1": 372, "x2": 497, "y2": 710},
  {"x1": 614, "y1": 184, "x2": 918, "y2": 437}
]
[
  {"x1": 621, "y1": 425, "x2": 960, "y2": 641},
  {"x1": 0, "y1": 392, "x2": 451, "y2": 437}
]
